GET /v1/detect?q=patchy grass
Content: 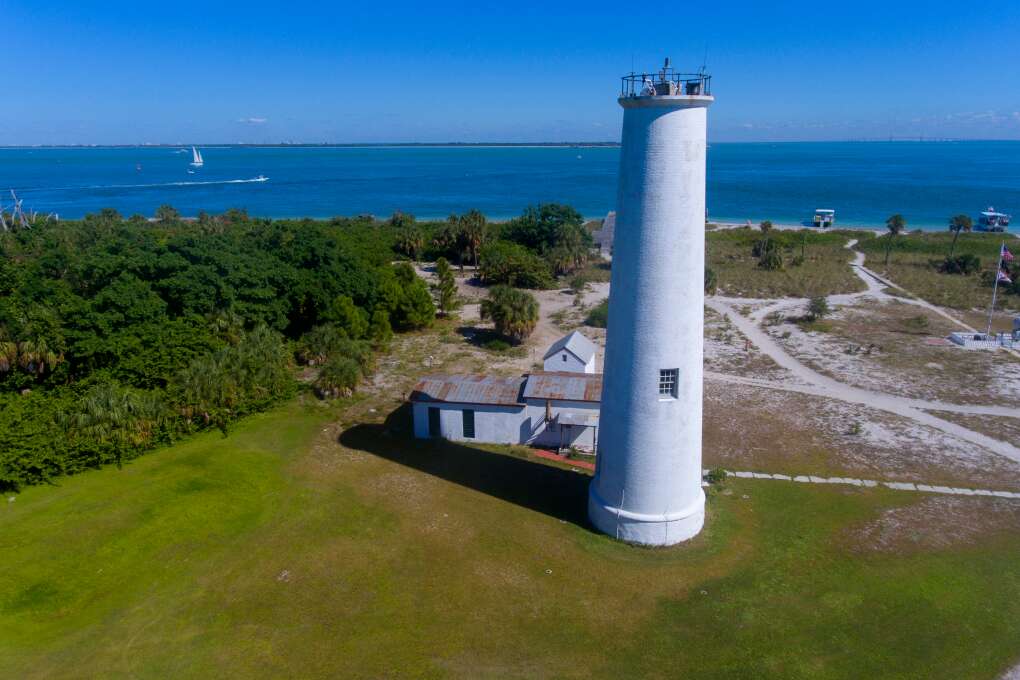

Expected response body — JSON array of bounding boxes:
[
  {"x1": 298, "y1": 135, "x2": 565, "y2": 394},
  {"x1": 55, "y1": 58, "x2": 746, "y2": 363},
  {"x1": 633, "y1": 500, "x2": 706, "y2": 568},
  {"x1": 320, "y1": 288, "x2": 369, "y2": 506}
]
[
  {"x1": 584, "y1": 298, "x2": 608, "y2": 328},
  {"x1": 703, "y1": 381, "x2": 1020, "y2": 492},
  {"x1": 704, "y1": 306, "x2": 786, "y2": 379},
  {"x1": 3, "y1": 395, "x2": 1020, "y2": 678},
  {"x1": 926, "y1": 411, "x2": 1020, "y2": 447},
  {"x1": 574, "y1": 259, "x2": 612, "y2": 284},
  {"x1": 708, "y1": 228, "x2": 869, "y2": 298},
  {"x1": 766, "y1": 298, "x2": 1020, "y2": 406},
  {"x1": 858, "y1": 231, "x2": 1020, "y2": 311}
]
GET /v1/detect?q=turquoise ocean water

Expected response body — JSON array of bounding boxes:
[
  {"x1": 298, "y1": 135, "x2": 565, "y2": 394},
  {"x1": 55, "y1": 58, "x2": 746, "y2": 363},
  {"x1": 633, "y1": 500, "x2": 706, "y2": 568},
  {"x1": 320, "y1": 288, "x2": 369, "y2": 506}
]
[{"x1": 1, "y1": 142, "x2": 1017, "y2": 230}]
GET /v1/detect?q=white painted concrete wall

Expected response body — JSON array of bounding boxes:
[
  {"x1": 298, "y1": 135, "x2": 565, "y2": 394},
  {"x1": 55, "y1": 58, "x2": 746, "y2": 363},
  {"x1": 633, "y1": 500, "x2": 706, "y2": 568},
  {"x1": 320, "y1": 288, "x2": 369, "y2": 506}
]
[
  {"x1": 412, "y1": 402, "x2": 528, "y2": 445},
  {"x1": 542, "y1": 351, "x2": 595, "y2": 374},
  {"x1": 589, "y1": 91, "x2": 713, "y2": 546},
  {"x1": 524, "y1": 399, "x2": 600, "y2": 449}
]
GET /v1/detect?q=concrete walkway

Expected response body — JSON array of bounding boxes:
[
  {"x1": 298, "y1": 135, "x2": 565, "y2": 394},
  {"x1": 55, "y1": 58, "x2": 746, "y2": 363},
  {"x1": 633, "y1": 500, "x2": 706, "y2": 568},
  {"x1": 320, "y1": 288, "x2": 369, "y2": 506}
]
[
  {"x1": 706, "y1": 240, "x2": 1020, "y2": 464},
  {"x1": 708, "y1": 468, "x2": 1020, "y2": 500}
]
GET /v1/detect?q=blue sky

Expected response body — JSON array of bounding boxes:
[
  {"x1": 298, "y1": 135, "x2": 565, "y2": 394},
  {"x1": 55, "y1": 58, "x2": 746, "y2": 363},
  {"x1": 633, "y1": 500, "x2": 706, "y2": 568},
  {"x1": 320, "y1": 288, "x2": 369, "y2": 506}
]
[{"x1": 5, "y1": 1, "x2": 1020, "y2": 144}]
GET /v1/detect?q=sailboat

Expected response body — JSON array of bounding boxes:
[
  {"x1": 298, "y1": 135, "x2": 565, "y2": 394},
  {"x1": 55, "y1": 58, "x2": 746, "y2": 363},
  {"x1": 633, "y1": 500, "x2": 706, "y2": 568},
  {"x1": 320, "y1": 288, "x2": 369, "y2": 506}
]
[{"x1": 189, "y1": 146, "x2": 204, "y2": 168}]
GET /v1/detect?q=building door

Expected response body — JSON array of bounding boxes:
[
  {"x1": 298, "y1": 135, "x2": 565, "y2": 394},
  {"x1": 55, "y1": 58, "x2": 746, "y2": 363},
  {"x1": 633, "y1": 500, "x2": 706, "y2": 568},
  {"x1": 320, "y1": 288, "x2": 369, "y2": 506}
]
[{"x1": 428, "y1": 407, "x2": 441, "y2": 438}]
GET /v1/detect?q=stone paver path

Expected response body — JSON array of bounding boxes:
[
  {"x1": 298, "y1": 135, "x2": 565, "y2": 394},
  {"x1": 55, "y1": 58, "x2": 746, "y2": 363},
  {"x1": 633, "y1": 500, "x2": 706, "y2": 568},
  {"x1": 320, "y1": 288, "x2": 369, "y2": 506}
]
[{"x1": 706, "y1": 468, "x2": 1020, "y2": 500}]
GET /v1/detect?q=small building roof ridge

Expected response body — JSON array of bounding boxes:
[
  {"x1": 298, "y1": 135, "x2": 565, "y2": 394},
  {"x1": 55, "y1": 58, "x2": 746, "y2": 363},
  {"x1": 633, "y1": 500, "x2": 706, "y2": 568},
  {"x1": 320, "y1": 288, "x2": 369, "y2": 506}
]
[{"x1": 543, "y1": 330, "x2": 597, "y2": 363}]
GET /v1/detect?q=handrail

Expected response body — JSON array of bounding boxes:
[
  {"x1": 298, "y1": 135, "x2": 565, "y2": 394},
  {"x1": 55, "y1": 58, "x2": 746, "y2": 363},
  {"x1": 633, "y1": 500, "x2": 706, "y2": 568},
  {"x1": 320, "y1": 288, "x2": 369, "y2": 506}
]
[{"x1": 620, "y1": 70, "x2": 712, "y2": 98}]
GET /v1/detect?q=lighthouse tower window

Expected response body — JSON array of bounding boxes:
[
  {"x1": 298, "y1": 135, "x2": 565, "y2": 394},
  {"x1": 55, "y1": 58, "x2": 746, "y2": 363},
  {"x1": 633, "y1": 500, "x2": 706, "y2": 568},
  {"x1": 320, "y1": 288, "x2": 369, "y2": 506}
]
[{"x1": 658, "y1": 368, "x2": 679, "y2": 398}]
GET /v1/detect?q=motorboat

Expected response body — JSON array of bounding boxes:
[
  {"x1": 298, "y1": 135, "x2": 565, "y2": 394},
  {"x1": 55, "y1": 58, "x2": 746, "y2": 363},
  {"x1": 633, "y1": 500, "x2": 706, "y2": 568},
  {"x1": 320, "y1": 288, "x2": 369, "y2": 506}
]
[
  {"x1": 977, "y1": 207, "x2": 1010, "y2": 232},
  {"x1": 813, "y1": 208, "x2": 835, "y2": 228}
]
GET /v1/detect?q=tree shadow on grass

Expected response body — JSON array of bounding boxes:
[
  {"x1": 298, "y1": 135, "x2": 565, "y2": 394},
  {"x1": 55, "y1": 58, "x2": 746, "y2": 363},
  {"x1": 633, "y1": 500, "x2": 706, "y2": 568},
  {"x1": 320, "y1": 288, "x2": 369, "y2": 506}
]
[{"x1": 338, "y1": 403, "x2": 593, "y2": 529}]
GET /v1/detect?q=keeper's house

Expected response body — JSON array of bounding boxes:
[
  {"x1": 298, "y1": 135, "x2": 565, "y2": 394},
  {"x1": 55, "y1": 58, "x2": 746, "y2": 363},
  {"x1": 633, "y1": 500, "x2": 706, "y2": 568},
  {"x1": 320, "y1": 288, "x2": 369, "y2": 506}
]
[{"x1": 410, "y1": 333, "x2": 602, "y2": 451}]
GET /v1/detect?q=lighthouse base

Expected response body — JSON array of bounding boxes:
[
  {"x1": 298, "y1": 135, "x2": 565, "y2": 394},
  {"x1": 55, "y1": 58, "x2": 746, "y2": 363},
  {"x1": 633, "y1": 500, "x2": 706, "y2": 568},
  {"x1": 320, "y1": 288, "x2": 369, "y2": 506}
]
[{"x1": 587, "y1": 486, "x2": 705, "y2": 546}]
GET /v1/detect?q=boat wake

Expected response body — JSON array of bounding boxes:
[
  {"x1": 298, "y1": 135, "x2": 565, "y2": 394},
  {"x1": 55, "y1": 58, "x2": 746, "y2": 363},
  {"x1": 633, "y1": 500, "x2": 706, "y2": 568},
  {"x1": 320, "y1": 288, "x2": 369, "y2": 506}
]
[
  {"x1": 93, "y1": 177, "x2": 269, "y2": 189},
  {"x1": 20, "y1": 177, "x2": 270, "y2": 192}
]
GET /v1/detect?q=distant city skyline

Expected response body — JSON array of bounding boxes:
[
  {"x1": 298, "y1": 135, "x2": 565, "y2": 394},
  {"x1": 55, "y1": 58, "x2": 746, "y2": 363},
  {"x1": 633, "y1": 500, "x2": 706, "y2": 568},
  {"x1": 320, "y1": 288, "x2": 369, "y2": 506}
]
[{"x1": 5, "y1": 1, "x2": 1019, "y2": 145}]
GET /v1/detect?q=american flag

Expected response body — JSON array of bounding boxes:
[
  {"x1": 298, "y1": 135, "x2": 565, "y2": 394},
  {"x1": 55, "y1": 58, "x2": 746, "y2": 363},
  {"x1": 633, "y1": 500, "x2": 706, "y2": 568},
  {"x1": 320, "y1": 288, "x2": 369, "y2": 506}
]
[{"x1": 1002, "y1": 244, "x2": 1014, "y2": 262}]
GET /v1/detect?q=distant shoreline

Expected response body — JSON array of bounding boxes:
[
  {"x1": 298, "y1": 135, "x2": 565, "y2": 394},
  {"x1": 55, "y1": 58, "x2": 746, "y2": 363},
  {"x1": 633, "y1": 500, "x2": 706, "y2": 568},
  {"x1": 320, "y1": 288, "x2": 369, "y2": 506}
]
[
  {"x1": 0, "y1": 142, "x2": 621, "y2": 150},
  {"x1": 5, "y1": 139, "x2": 1020, "y2": 150}
]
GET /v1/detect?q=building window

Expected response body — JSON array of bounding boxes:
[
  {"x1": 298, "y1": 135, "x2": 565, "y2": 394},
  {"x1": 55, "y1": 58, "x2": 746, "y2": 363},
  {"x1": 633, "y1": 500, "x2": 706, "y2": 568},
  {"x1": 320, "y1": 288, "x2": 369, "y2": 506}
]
[
  {"x1": 562, "y1": 354, "x2": 567, "y2": 362},
  {"x1": 658, "y1": 368, "x2": 678, "y2": 398},
  {"x1": 462, "y1": 409, "x2": 476, "y2": 438}
]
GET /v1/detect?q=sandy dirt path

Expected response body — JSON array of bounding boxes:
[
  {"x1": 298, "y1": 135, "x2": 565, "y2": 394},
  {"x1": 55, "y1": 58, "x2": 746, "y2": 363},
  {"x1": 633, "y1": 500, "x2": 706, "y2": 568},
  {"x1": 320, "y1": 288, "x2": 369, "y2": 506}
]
[{"x1": 707, "y1": 239, "x2": 1020, "y2": 463}]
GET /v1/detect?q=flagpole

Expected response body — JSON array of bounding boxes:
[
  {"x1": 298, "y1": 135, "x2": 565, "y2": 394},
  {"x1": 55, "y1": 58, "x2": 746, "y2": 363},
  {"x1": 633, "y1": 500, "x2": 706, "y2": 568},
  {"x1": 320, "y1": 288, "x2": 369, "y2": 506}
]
[{"x1": 986, "y1": 241, "x2": 1005, "y2": 337}]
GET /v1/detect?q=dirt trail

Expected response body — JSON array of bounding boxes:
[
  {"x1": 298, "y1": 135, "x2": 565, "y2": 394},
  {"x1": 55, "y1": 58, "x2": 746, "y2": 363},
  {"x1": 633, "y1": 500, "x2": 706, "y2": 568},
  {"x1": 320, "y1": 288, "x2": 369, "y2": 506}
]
[{"x1": 707, "y1": 240, "x2": 1020, "y2": 463}]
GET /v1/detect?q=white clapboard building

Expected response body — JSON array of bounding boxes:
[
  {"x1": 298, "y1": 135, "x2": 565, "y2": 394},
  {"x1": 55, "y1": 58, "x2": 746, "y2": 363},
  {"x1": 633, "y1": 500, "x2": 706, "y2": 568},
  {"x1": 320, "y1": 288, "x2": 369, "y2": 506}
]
[{"x1": 410, "y1": 332, "x2": 602, "y2": 451}]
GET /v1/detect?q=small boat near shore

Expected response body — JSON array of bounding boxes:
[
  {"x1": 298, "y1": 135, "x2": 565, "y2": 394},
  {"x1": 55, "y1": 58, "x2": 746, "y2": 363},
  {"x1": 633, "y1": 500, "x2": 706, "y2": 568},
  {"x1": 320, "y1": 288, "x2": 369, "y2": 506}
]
[
  {"x1": 812, "y1": 208, "x2": 835, "y2": 228},
  {"x1": 189, "y1": 146, "x2": 204, "y2": 168},
  {"x1": 976, "y1": 207, "x2": 1010, "y2": 232}
]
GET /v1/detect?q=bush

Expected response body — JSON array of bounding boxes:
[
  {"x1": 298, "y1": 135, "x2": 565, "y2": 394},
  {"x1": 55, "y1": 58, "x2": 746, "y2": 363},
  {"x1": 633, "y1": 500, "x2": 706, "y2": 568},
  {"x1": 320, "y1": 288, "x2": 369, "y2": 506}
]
[
  {"x1": 315, "y1": 355, "x2": 362, "y2": 399},
  {"x1": 705, "y1": 468, "x2": 728, "y2": 485},
  {"x1": 478, "y1": 241, "x2": 555, "y2": 289},
  {"x1": 901, "y1": 315, "x2": 930, "y2": 333},
  {"x1": 432, "y1": 257, "x2": 460, "y2": 316},
  {"x1": 585, "y1": 298, "x2": 609, "y2": 328},
  {"x1": 170, "y1": 325, "x2": 295, "y2": 433},
  {"x1": 937, "y1": 254, "x2": 982, "y2": 275},
  {"x1": 502, "y1": 203, "x2": 585, "y2": 252},
  {"x1": 369, "y1": 310, "x2": 393, "y2": 345},
  {"x1": 295, "y1": 324, "x2": 347, "y2": 365},
  {"x1": 377, "y1": 264, "x2": 436, "y2": 330},
  {"x1": 568, "y1": 274, "x2": 589, "y2": 294},
  {"x1": 704, "y1": 267, "x2": 718, "y2": 294},
  {"x1": 807, "y1": 296, "x2": 830, "y2": 321},
  {"x1": 758, "y1": 249, "x2": 784, "y2": 271},
  {"x1": 481, "y1": 339, "x2": 511, "y2": 352}
]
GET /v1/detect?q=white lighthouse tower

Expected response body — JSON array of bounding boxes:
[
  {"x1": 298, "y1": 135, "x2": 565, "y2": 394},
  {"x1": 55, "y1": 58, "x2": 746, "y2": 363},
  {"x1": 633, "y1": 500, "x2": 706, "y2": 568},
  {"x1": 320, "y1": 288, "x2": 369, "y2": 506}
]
[{"x1": 588, "y1": 61, "x2": 713, "y2": 546}]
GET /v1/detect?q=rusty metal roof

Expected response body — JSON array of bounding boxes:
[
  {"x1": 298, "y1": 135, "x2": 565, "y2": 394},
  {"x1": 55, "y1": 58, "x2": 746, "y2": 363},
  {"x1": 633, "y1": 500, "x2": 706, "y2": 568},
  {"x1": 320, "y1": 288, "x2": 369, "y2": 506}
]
[
  {"x1": 522, "y1": 371, "x2": 603, "y2": 403},
  {"x1": 409, "y1": 374, "x2": 526, "y2": 407}
]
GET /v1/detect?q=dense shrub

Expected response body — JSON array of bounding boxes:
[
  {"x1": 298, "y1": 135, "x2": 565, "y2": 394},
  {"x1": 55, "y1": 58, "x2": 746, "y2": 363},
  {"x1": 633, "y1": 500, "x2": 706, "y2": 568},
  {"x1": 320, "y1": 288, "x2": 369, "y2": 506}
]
[
  {"x1": 315, "y1": 356, "x2": 362, "y2": 399},
  {"x1": 585, "y1": 299, "x2": 609, "y2": 328},
  {"x1": 704, "y1": 267, "x2": 718, "y2": 294},
  {"x1": 937, "y1": 254, "x2": 981, "y2": 275},
  {"x1": 807, "y1": 296, "x2": 830, "y2": 321},
  {"x1": 0, "y1": 208, "x2": 434, "y2": 489},
  {"x1": 478, "y1": 241, "x2": 555, "y2": 289}
]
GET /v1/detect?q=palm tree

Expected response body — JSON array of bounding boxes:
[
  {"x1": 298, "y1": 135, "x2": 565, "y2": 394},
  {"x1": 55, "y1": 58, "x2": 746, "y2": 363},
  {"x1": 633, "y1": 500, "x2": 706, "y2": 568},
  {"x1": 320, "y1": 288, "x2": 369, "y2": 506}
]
[
  {"x1": 0, "y1": 333, "x2": 18, "y2": 373},
  {"x1": 550, "y1": 222, "x2": 591, "y2": 275},
  {"x1": 314, "y1": 356, "x2": 362, "y2": 399},
  {"x1": 209, "y1": 309, "x2": 246, "y2": 345},
  {"x1": 457, "y1": 210, "x2": 488, "y2": 269},
  {"x1": 884, "y1": 214, "x2": 906, "y2": 267},
  {"x1": 66, "y1": 383, "x2": 164, "y2": 468},
  {"x1": 154, "y1": 204, "x2": 180, "y2": 223},
  {"x1": 15, "y1": 338, "x2": 62, "y2": 375},
  {"x1": 480, "y1": 285, "x2": 539, "y2": 343},
  {"x1": 395, "y1": 226, "x2": 424, "y2": 261},
  {"x1": 947, "y1": 214, "x2": 973, "y2": 259}
]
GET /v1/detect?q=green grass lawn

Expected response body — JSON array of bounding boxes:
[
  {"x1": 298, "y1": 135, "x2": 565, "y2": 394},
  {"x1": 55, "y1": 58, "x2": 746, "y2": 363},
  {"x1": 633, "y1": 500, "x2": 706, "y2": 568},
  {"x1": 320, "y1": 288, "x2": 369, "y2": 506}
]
[
  {"x1": 708, "y1": 228, "x2": 868, "y2": 298},
  {"x1": 3, "y1": 399, "x2": 1020, "y2": 679}
]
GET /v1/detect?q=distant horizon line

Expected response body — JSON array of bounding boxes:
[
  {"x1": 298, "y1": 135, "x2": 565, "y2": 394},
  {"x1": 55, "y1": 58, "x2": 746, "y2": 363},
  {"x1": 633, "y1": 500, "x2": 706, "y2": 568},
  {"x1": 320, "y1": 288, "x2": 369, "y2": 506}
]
[{"x1": 3, "y1": 138, "x2": 1020, "y2": 149}]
